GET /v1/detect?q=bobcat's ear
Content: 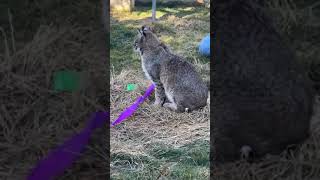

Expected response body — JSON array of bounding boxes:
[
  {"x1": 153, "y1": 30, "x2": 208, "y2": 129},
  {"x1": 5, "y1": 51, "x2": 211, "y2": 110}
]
[
  {"x1": 137, "y1": 28, "x2": 145, "y2": 36},
  {"x1": 141, "y1": 25, "x2": 147, "y2": 36},
  {"x1": 142, "y1": 25, "x2": 148, "y2": 31},
  {"x1": 149, "y1": 26, "x2": 155, "y2": 33}
]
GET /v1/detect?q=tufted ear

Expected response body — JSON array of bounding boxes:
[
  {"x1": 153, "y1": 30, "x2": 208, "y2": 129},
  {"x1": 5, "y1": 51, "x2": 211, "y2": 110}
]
[
  {"x1": 137, "y1": 28, "x2": 145, "y2": 36},
  {"x1": 141, "y1": 26, "x2": 147, "y2": 36},
  {"x1": 148, "y1": 26, "x2": 155, "y2": 33},
  {"x1": 141, "y1": 25, "x2": 147, "y2": 31}
]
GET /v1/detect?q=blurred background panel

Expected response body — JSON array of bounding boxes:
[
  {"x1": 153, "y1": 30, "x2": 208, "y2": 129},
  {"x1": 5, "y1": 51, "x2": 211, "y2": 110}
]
[{"x1": 0, "y1": 0, "x2": 109, "y2": 179}]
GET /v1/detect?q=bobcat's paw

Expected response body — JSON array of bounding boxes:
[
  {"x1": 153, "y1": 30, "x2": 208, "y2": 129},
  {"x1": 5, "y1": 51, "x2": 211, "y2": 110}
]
[
  {"x1": 153, "y1": 100, "x2": 163, "y2": 107},
  {"x1": 240, "y1": 145, "x2": 253, "y2": 161},
  {"x1": 163, "y1": 102, "x2": 178, "y2": 111}
]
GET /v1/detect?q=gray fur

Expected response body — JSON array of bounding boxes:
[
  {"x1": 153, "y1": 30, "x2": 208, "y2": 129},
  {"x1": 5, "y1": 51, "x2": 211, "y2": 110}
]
[
  {"x1": 212, "y1": 0, "x2": 315, "y2": 163},
  {"x1": 134, "y1": 26, "x2": 208, "y2": 113}
]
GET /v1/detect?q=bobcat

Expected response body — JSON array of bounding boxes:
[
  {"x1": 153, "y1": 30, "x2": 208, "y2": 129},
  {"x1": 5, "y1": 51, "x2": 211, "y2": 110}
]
[
  {"x1": 134, "y1": 25, "x2": 208, "y2": 113},
  {"x1": 212, "y1": 0, "x2": 315, "y2": 164}
]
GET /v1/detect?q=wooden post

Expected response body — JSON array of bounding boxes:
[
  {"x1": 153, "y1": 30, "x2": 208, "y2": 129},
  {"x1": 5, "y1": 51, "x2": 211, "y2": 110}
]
[
  {"x1": 152, "y1": 0, "x2": 156, "y2": 22},
  {"x1": 196, "y1": 0, "x2": 204, "y2": 4}
]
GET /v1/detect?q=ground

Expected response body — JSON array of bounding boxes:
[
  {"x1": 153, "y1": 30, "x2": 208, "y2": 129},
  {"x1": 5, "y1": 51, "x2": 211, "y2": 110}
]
[{"x1": 110, "y1": 4, "x2": 210, "y2": 180}]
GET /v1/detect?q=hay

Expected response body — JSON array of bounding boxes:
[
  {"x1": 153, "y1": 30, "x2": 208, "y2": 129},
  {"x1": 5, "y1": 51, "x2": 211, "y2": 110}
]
[
  {"x1": 110, "y1": 65, "x2": 209, "y2": 151},
  {"x1": 110, "y1": 66, "x2": 210, "y2": 175},
  {"x1": 211, "y1": 96, "x2": 320, "y2": 180},
  {"x1": 0, "y1": 24, "x2": 108, "y2": 179}
]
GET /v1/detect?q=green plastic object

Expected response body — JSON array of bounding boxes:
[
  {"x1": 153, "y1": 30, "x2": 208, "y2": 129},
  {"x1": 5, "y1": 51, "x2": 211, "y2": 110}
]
[
  {"x1": 126, "y1": 84, "x2": 137, "y2": 91},
  {"x1": 53, "y1": 70, "x2": 82, "y2": 92}
]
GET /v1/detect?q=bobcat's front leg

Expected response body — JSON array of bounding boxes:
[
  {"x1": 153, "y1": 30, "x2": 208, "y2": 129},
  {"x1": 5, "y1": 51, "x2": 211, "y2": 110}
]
[
  {"x1": 147, "y1": 64, "x2": 166, "y2": 106},
  {"x1": 153, "y1": 83, "x2": 166, "y2": 106}
]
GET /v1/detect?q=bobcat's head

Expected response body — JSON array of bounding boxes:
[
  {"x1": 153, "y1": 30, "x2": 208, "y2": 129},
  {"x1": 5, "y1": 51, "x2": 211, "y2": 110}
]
[{"x1": 133, "y1": 25, "x2": 161, "y2": 55}]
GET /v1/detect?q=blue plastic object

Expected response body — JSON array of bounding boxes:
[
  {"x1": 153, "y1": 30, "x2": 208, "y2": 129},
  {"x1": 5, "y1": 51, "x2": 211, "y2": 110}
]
[{"x1": 199, "y1": 34, "x2": 210, "y2": 57}]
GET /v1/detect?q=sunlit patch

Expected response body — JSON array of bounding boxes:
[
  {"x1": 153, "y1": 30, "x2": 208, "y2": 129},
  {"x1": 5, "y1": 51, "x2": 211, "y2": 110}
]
[{"x1": 111, "y1": 10, "x2": 167, "y2": 21}]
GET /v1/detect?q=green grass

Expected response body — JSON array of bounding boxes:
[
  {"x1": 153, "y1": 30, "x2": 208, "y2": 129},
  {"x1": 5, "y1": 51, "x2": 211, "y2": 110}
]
[
  {"x1": 111, "y1": 140, "x2": 209, "y2": 180},
  {"x1": 110, "y1": 22, "x2": 141, "y2": 72},
  {"x1": 110, "y1": 5, "x2": 210, "y2": 73}
]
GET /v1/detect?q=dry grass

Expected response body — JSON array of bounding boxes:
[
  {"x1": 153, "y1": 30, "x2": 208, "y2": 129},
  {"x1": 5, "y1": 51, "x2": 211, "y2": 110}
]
[
  {"x1": 212, "y1": 96, "x2": 320, "y2": 180},
  {"x1": 110, "y1": 68, "x2": 210, "y2": 149},
  {"x1": 0, "y1": 21, "x2": 108, "y2": 179},
  {"x1": 110, "y1": 68, "x2": 209, "y2": 179}
]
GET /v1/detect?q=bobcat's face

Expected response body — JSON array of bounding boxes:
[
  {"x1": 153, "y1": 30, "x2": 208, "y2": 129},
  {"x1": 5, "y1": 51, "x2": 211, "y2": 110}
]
[{"x1": 133, "y1": 25, "x2": 160, "y2": 55}]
